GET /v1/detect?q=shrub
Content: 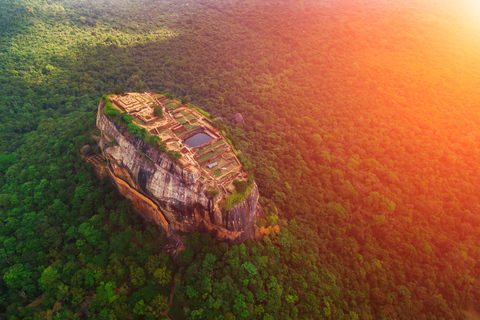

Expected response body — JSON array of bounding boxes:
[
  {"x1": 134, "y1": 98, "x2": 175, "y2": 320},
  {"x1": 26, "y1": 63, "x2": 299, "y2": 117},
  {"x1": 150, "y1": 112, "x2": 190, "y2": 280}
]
[
  {"x1": 122, "y1": 113, "x2": 134, "y2": 124},
  {"x1": 166, "y1": 150, "x2": 182, "y2": 161},
  {"x1": 233, "y1": 179, "x2": 248, "y2": 194},
  {"x1": 205, "y1": 189, "x2": 220, "y2": 198},
  {"x1": 145, "y1": 134, "x2": 161, "y2": 147},
  {"x1": 196, "y1": 107, "x2": 211, "y2": 119},
  {"x1": 127, "y1": 123, "x2": 142, "y2": 135},
  {"x1": 153, "y1": 106, "x2": 163, "y2": 117},
  {"x1": 221, "y1": 192, "x2": 247, "y2": 211},
  {"x1": 103, "y1": 95, "x2": 120, "y2": 117}
]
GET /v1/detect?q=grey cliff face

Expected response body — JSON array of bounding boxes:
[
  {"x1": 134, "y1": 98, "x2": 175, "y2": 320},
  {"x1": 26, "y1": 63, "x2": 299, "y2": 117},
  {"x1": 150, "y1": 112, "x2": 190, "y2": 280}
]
[{"x1": 97, "y1": 101, "x2": 260, "y2": 243}]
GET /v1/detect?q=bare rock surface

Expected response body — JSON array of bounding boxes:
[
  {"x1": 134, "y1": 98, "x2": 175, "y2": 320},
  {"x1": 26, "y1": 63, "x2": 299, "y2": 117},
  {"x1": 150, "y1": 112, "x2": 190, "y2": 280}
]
[{"x1": 233, "y1": 113, "x2": 244, "y2": 124}]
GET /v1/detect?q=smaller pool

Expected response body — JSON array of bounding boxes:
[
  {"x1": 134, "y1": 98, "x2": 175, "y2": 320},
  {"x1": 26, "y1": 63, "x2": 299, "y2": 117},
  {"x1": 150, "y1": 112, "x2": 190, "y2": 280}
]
[{"x1": 185, "y1": 132, "x2": 213, "y2": 148}]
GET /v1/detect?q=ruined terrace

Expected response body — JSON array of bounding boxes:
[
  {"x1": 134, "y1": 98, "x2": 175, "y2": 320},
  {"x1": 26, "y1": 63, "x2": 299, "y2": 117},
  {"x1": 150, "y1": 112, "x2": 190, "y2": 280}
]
[{"x1": 108, "y1": 92, "x2": 246, "y2": 194}]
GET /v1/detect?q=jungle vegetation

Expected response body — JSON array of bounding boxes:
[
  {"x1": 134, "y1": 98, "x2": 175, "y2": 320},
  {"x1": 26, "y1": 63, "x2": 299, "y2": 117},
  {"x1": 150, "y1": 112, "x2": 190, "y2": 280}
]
[{"x1": 2, "y1": 0, "x2": 480, "y2": 319}]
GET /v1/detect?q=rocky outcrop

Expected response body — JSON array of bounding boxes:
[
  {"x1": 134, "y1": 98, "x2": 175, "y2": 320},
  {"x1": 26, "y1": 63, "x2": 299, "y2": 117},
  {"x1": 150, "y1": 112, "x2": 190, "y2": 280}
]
[
  {"x1": 97, "y1": 100, "x2": 261, "y2": 243},
  {"x1": 233, "y1": 113, "x2": 245, "y2": 124}
]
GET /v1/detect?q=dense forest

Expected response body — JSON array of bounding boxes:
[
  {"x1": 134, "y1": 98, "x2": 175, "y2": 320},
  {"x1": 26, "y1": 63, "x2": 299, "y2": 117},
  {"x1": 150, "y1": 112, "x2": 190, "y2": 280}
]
[{"x1": 2, "y1": 0, "x2": 480, "y2": 318}]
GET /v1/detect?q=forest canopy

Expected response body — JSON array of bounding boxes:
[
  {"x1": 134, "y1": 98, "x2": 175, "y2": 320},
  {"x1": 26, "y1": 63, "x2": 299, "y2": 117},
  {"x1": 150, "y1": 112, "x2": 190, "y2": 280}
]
[{"x1": 2, "y1": 0, "x2": 480, "y2": 319}]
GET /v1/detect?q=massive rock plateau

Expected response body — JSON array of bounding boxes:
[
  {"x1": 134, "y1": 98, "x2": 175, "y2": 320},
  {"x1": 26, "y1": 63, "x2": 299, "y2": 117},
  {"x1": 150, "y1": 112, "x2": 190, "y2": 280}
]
[{"x1": 96, "y1": 95, "x2": 262, "y2": 244}]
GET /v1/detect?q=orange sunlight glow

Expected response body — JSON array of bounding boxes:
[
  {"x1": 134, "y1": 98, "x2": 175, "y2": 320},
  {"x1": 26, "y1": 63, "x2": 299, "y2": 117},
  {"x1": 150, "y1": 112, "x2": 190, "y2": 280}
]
[
  {"x1": 452, "y1": 0, "x2": 480, "y2": 60},
  {"x1": 471, "y1": 0, "x2": 480, "y2": 15},
  {"x1": 461, "y1": 0, "x2": 480, "y2": 29}
]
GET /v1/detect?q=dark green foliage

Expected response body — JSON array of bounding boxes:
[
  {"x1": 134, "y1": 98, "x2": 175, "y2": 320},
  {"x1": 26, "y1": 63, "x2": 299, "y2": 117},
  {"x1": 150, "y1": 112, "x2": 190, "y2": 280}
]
[
  {"x1": 204, "y1": 189, "x2": 220, "y2": 198},
  {"x1": 233, "y1": 179, "x2": 248, "y2": 194},
  {"x1": 0, "y1": 108, "x2": 173, "y2": 318},
  {"x1": 122, "y1": 113, "x2": 134, "y2": 124},
  {"x1": 103, "y1": 95, "x2": 120, "y2": 117},
  {"x1": 154, "y1": 105, "x2": 163, "y2": 117},
  {"x1": 167, "y1": 149, "x2": 182, "y2": 161},
  {"x1": 2, "y1": 0, "x2": 480, "y2": 319},
  {"x1": 127, "y1": 123, "x2": 143, "y2": 135},
  {"x1": 176, "y1": 228, "x2": 341, "y2": 319},
  {"x1": 145, "y1": 134, "x2": 162, "y2": 147},
  {"x1": 0, "y1": 5, "x2": 175, "y2": 318},
  {"x1": 111, "y1": 87, "x2": 124, "y2": 94}
]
